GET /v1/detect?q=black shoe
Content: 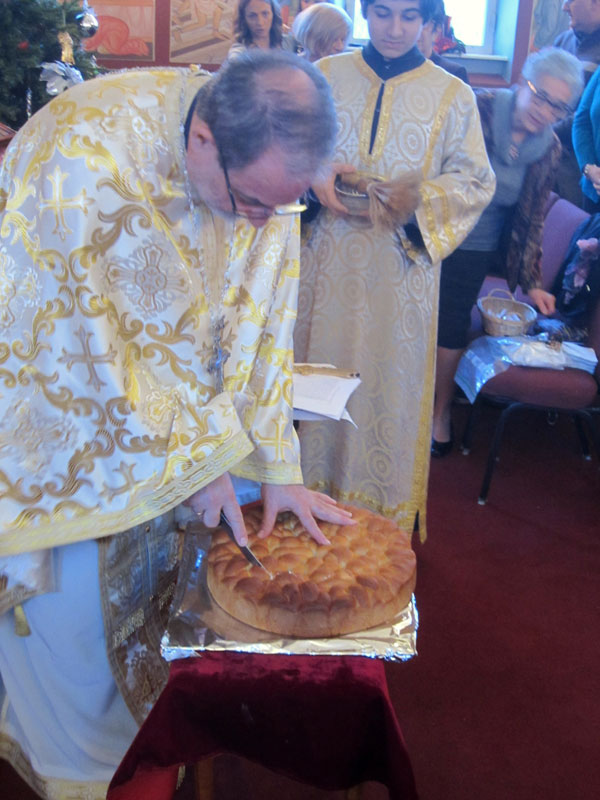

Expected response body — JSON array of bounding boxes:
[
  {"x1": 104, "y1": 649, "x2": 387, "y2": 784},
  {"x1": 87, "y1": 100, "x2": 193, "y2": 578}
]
[{"x1": 431, "y1": 435, "x2": 453, "y2": 458}]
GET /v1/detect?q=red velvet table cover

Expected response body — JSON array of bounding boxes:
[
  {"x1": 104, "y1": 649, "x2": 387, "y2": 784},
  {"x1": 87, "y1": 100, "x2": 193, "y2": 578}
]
[{"x1": 107, "y1": 653, "x2": 418, "y2": 800}]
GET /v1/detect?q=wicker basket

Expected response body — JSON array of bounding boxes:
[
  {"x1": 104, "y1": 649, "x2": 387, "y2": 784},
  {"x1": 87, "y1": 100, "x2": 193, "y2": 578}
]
[{"x1": 477, "y1": 288, "x2": 537, "y2": 337}]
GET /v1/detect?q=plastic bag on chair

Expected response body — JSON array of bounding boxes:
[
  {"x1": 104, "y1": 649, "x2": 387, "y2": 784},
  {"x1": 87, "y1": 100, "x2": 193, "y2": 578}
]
[{"x1": 454, "y1": 335, "x2": 597, "y2": 403}]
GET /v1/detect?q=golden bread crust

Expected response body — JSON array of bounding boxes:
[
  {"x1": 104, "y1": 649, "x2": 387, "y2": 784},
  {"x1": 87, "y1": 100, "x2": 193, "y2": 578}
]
[{"x1": 206, "y1": 505, "x2": 416, "y2": 638}]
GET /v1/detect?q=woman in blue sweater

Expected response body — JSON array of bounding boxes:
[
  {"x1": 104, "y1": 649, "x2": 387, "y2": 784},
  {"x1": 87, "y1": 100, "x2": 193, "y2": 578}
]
[{"x1": 573, "y1": 65, "x2": 600, "y2": 212}]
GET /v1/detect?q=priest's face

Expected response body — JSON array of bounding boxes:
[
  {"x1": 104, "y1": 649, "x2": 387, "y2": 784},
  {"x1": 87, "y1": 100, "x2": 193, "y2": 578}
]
[
  {"x1": 217, "y1": 148, "x2": 311, "y2": 227},
  {"x1": 186, "y1": 116, "x2": 311, "y2": 227},
  {"x1": 365, "y1": 0, "x2": 424, "y2": 60}
]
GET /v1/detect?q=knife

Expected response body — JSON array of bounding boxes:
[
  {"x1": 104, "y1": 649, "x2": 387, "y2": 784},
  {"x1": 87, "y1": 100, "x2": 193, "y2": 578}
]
[{"x1": 219, "y1": 511, "x2": 273, "y2": 577}]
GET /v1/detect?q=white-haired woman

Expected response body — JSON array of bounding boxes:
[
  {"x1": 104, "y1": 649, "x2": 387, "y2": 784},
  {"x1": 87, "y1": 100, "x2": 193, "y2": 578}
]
[
  {"x1": 292, "y1": 2, "x2": 351, "y2": 62},
  {"x1": 432, "y1": 47, "x2": 584, "y2": 455}
]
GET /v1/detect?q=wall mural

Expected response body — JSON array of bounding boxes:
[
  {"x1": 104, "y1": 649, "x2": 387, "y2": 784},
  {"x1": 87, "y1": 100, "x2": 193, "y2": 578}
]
[
  {"x1": 530, "y1": 0, "x2": 569, "y2": 51},
  {"x1": 83, "y1": 0, "x2": 155, "y2": 60},
  {"x1": 167, "y1": 1, "x2": 310, "y2": 66},
  {"x1": 81, "y1": 0, "x2": 337, "y2": 67},
  {"x1": 169, "y1": 0, "x2": 236, "y2": 64}
]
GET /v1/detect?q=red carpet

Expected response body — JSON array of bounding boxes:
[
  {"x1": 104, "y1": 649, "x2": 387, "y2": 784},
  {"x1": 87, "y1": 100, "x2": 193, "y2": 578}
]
[{"x1": 389, "y1": 403, "x2": 600, "y2": 800}]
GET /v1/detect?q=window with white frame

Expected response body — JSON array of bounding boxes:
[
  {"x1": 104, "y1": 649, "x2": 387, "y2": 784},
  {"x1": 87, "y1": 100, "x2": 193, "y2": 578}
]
[
  {"x1": 348, "y1": 0, "x2": 499, "y2": 55},
  {"x1": 444, "y1": 0, "x2": 498, "y2": 53}
]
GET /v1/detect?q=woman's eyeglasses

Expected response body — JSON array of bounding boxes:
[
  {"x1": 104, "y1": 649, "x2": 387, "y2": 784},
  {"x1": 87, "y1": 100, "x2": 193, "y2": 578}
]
[
  {"x1": 219, "y1": 150, "x2": 306, "y2": 217},
  {"x1": 526, "y1": 80, "x2": 573, "y2": 120}
]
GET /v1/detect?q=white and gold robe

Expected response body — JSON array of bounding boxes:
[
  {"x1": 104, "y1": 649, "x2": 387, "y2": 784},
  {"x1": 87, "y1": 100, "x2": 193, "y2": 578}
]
[
  {"x1": 0, "y1": 68, "x2": 305, "y2": 793},
  {"x1": 295, "y1": 51, "x2": 495, "y2": 539},
  {"x1": 0, "y1": 67, "x2": 302, "y2": 559}
]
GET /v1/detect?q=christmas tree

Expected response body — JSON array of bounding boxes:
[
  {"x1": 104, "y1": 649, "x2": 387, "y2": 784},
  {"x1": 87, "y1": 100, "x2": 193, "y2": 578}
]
[{"x1": 0, "y1": 0, "x2": 101, "y2": 129}]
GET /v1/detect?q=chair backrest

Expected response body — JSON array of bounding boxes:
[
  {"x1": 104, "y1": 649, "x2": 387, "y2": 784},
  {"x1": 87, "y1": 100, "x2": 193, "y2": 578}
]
[
  {"x1": 529, "y1": 193, "x2": 589, "y2": 294},
  {"x1": 513, "y1": 193, "x2": 589, "y2": 302}
]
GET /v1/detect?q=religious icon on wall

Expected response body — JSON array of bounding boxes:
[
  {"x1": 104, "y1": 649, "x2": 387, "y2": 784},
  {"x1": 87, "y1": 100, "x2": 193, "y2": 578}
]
[
  {"x1": 170, "y1": 0, "x2": 236, "y2": 65},
  {"x1": 82, "y1": 0, "x2": 155, "y2": 60},
  {"x1": 530, "y1": 0, "x2": 568, "y2": 51}
]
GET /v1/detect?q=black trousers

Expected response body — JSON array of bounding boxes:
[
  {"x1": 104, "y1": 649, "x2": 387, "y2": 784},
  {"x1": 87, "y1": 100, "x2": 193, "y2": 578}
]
[{"x1": 437, "y1": 248, "x2": 503, "y2": 349}]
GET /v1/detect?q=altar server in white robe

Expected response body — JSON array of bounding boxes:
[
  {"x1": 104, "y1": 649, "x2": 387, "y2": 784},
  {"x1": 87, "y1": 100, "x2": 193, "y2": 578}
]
[
  {"x1": 0, "y1": 51, "x2": 353, "y2": 799},
  {"x1": 295, "y1": 0, "x2": 496, "y2": 539}
]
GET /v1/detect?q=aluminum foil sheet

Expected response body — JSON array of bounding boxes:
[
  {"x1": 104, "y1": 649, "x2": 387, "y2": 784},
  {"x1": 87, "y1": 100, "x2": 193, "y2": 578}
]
[{"x1": 161, "y1": 523, "x2": 418, "y2": 663}]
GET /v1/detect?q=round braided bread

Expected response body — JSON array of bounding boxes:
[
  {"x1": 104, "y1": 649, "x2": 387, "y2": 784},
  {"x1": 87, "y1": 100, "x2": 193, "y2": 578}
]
[{"x1": 206, "y1": 504, "x2": 416, "y2": 638}]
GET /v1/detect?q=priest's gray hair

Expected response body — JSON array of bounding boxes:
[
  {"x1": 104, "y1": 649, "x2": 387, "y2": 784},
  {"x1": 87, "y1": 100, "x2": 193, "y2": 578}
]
[
  {"x1": 521, "y1": 47, "x2": 584, "y2": 106},
  {"x1": 193, "y1": 50, "x2": 337, "y2": 180}
]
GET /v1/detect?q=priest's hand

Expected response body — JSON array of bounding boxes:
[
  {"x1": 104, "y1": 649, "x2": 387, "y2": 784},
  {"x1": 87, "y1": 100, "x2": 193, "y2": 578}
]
[
  {"x1": 312, "y1": 162, "x2": 357, "y2": 215},
  {"x1": 258, "y1": 484, "x2": 356, "y2": 544},
  {"x1": 183, "y1": 472, "x2": 249, "y2": 546}
]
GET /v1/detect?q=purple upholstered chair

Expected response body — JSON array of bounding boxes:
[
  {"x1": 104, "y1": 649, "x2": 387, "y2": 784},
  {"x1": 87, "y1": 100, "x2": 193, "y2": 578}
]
[{"x1": 461, "y1": 194, "x2": 600, "y2": 504}]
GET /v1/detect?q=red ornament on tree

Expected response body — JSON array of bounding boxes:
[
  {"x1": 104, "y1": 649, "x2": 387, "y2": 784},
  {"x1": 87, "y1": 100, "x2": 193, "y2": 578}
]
[{"x1": 17, "y1": 40, "x2": 29, "y2": 51}]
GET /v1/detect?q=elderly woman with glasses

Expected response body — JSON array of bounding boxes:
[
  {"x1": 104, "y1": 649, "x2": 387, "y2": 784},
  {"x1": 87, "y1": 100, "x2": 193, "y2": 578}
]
[{"x1": 431, "y1": 46, "x2": 584, "y2": 456}]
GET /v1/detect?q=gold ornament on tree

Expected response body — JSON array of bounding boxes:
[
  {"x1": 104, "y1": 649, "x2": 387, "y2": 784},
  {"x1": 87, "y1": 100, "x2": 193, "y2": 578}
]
[{"x1": 58, "y1": 30, "x2": 75, "y2": 64}]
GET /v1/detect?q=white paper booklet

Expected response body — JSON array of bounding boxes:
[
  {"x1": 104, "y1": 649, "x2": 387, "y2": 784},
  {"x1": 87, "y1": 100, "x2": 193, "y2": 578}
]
[{"x1": 292, "y1": 363, "x2": 361, "y2": 426}]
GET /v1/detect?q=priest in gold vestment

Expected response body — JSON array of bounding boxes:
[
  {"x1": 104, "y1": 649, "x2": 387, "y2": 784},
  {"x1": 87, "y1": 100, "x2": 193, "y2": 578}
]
[
  {"x1": 0, "y1": 52, "x2": 352, "y2": 798},
  {"x1": 294, "y1": 0, "x2": 496, "y2": 540}
]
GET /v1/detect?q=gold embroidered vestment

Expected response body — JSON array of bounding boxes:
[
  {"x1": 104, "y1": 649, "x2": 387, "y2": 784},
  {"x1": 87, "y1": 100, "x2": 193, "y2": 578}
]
[{"x1": 0, "y1": 68, "x2": 303, "y2": 557}]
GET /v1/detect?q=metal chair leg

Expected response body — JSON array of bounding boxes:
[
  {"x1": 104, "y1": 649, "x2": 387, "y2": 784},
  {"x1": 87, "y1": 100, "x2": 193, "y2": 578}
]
[
  {"x1": 472, "y1": 399, "x2": 599, "y2": 505},
  {"x1": 461, "y1": 393, "x2": 484, "y2": 454},
  {"x1": 576, "y1": 409, "x2": 600, "y2": 461},
  {"x1": 478, "y1": 403, "x2": 522, "y2": 505},
  {"x1": 574, "y1": 413, "x2": 591, "y2": 460}
]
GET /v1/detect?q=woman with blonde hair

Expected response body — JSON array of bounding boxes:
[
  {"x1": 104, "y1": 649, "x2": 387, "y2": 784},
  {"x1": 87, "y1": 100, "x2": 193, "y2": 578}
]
[{"x1": 292, "y1": 2, "x2": 352, "y2": 62}]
